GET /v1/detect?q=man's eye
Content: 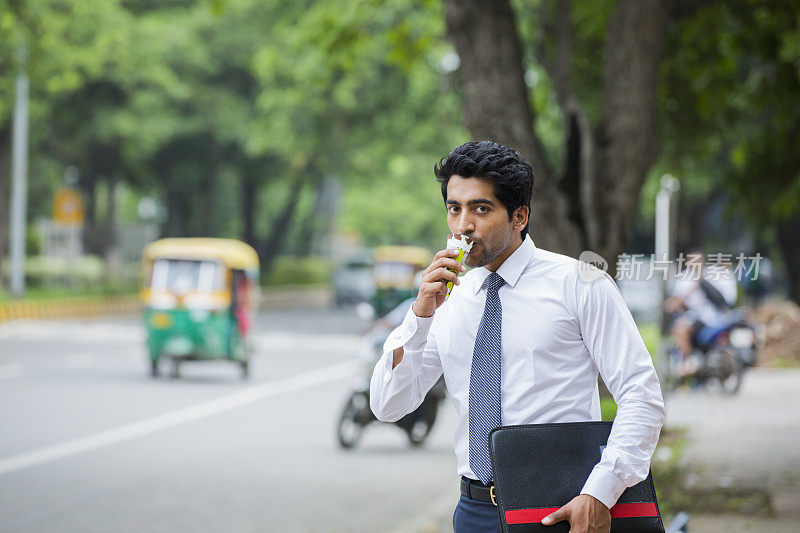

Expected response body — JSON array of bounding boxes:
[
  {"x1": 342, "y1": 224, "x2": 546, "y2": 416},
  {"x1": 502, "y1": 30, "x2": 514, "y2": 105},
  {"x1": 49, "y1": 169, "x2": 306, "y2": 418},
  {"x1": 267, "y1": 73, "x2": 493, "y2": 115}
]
[
  {"x1": 447, "y1": 206, "x2": 460, "y2": 214},
  {"x1": 475, "y1": 206, "x2": 489, "y2": 214}
]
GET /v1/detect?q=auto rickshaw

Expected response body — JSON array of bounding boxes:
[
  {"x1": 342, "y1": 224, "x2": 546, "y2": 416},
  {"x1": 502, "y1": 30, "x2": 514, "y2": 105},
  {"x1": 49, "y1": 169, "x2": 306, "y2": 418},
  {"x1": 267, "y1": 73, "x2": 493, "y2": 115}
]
[
  {"x1": 141, "y1": 238, "x2": 259, "y2": 379},
  {"x1": 371, "y1": 245, "x2": 432, "y2": 317}
]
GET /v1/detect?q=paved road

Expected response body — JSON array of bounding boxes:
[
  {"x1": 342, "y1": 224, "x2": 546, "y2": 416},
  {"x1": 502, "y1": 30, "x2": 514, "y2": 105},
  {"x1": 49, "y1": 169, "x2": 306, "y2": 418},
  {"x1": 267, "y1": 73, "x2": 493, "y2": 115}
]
[{"x1": 0, "y1": 309, "x2": 458, "y2": 532}]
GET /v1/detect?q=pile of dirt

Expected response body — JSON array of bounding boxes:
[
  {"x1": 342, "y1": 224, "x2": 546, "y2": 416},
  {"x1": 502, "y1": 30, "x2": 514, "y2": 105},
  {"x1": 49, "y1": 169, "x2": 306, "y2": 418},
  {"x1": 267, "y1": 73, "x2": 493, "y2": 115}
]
[{"x1": 749, "y1": 300, "x2": 800, "y2": 367}]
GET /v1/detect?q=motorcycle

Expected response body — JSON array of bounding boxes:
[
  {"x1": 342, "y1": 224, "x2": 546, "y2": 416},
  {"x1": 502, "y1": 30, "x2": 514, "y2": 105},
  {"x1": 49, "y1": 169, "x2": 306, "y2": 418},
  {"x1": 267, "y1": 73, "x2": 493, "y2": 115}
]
[
  {"x1": 337, "y1": 312, "x2": 447, "y2": 449},
  {"x1": 668, "y1": 308, "x2": 760, "y2": 394}
]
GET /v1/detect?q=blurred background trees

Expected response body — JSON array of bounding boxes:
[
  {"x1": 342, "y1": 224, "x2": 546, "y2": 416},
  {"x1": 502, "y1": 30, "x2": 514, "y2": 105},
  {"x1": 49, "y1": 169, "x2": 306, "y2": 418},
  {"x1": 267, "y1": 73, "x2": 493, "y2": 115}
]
[{"x1": 1, "y1": 0, "x2": 798, "y2": 302}]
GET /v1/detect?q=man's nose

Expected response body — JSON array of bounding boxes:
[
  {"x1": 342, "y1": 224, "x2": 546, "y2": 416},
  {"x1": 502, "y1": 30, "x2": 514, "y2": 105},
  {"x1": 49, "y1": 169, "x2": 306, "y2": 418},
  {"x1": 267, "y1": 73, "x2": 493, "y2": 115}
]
[{"x1": 456, "y1": 212, "x2": 475, "y2": 234}]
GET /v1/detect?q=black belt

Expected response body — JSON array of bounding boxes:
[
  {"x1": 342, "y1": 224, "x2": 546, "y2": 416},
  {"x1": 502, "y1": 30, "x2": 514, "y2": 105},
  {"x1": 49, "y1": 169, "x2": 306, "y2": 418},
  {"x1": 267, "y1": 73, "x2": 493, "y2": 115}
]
[{"x1": 460, "y1": 476, "x2": 497, "y2": 505}]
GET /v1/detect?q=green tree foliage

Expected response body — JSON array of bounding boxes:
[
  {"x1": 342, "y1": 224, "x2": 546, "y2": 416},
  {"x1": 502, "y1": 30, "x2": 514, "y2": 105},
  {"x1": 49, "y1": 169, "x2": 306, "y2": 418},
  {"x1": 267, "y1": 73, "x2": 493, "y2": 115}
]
[
  {"x1": 662, "y1": 0, "x2": 800, "y2": 223},
  {"x1": 247, "y1": 0, "x2": 465, "y2": 249},
  {"x1": 1, "y1": 0, "x2": 466, "y2": 277},
  {"x1": 660, "y1": 0, "x2": 800, "y2": 302},
  {"x1": 2, "y1": 0, "x2": 798, "y2": 290}
]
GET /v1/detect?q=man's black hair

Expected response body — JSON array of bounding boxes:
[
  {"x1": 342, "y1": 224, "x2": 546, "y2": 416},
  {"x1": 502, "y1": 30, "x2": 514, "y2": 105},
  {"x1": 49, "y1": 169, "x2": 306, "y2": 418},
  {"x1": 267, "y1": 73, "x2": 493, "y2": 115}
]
[{"x1": 434, "y1": 140, "x2": 534, "y2": 238}]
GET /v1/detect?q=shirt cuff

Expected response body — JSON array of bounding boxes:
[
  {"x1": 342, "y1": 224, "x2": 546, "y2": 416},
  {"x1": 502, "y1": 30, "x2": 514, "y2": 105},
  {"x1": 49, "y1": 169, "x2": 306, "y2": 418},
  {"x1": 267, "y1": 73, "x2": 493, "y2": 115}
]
[
  {"x1": 382, "y1": 305, "x2": 434, "y2": 374},
  {"x1": 579, "y1": 466, "x2": 627, "y2": 510}
]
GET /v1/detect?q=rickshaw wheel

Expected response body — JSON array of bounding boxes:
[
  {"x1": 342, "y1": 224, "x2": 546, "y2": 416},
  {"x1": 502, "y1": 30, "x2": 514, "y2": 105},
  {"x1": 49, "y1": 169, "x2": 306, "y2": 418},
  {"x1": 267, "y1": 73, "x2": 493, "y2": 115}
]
[{"x1": 169, "y1": 358, "x2": 181, "y2": 379}]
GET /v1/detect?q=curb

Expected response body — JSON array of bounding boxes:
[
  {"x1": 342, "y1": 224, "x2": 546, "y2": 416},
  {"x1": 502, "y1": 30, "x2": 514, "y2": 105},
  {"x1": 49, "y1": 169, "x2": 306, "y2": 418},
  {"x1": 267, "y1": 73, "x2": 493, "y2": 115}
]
[
  {"x1": 0, "y1": 287, "x2": 332, "y2": 323},
  {"x1": 0, "y1": 295, "x2": 141, "y2": 323},
  {"x1": 258, "y1": 287, "x2": 332, "y2": 309}
]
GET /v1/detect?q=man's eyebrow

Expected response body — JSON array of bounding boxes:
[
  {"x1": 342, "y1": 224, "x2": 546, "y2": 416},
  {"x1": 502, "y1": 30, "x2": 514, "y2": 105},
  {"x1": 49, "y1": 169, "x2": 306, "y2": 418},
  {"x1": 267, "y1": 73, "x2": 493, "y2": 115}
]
[{"x1": 445, "y1": 198, "x2": 496, "y2": 206}]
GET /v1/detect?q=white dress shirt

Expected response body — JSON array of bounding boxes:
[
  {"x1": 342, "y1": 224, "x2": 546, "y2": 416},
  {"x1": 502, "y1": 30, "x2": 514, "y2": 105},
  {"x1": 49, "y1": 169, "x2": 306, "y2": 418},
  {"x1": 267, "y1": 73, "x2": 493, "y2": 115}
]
[{"x1": 370, "y1": 235, "x2": 666, "y2": 509}]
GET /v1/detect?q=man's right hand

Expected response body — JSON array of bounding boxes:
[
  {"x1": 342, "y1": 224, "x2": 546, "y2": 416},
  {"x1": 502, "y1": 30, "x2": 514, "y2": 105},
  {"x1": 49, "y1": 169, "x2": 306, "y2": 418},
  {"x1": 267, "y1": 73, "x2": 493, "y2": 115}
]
[{"x1": 411, "y1": 249, "x2": 466, "y2": 318}]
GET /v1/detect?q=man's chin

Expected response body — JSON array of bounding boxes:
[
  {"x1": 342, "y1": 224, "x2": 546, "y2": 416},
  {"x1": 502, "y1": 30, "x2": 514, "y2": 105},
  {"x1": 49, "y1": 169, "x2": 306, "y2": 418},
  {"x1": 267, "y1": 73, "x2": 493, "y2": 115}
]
[{"x1": 465, "y1": 254, "x2": 485, "y2": 268}]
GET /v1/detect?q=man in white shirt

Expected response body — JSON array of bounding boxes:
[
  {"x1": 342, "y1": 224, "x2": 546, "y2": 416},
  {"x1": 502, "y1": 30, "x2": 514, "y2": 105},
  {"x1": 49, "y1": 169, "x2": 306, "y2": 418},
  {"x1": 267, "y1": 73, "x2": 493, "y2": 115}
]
[{"x1": 370, "y1": 141, "x2": 665, "y2": 533}]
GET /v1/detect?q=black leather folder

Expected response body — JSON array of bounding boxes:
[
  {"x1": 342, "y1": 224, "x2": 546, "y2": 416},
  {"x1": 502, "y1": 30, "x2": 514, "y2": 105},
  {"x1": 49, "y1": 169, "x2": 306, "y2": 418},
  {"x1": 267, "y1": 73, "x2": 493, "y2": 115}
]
[{"x1": 488, "y1": 422, "x2": 664, "y2": 533}]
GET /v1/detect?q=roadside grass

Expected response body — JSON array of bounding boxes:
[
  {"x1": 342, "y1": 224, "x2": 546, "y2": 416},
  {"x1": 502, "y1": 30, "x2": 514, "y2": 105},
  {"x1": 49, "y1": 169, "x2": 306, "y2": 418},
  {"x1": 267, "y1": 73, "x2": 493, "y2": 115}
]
[
  {"x1": 0, "y1": 283, "x2": 139, "y2": 302},
  {"x1": 765, "y1": 356, "x2": 800, "y2": 368},
  {"x1": 600, "y1": 397, "x2": 617, "y2": 421}
]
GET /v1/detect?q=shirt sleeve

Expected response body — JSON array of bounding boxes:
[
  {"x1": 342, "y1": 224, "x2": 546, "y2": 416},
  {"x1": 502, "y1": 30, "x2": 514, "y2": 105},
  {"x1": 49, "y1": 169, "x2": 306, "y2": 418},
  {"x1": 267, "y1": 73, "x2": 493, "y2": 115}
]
[
  {"x1": 576, "y1": 272, "x2": 666, "y2": 509},
  {"x1": 369, "y1": 305, "x2": 443, "y2": 423}
]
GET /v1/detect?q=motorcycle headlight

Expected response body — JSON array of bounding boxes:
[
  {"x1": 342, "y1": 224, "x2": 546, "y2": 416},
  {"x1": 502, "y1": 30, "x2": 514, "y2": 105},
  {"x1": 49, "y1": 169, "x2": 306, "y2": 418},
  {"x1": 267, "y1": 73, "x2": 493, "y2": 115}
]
[{"x1": 730, "y1": 327, "x2": 755, "y2": 348}]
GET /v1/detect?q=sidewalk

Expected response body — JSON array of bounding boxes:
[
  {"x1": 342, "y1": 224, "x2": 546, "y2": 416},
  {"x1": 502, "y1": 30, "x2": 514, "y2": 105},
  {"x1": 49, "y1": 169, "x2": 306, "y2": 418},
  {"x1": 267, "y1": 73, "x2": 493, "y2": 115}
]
[{"x1": 666, "y1": 368, "x2": 800, "y2": 531}]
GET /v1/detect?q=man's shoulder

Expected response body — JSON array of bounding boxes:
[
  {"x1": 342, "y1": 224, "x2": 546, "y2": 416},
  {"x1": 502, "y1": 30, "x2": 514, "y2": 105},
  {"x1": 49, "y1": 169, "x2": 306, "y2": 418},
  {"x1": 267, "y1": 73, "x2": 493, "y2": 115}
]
[
  {"x1": 523, "y1": 246, "x2": 582, "y2": 281},
  {"x1": 525, "y1": 246, "x2": 623, "y2": 305},
  {"x1": 532, "y1": 247, "x2": 581, "y2": 267}
]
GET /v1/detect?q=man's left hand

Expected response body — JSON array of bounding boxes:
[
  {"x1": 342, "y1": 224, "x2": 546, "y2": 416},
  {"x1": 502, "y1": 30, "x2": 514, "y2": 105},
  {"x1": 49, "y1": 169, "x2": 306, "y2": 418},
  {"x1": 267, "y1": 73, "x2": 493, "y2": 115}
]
[{"x1": 541, "y1": 494, "x2": 611, "y2": 533}]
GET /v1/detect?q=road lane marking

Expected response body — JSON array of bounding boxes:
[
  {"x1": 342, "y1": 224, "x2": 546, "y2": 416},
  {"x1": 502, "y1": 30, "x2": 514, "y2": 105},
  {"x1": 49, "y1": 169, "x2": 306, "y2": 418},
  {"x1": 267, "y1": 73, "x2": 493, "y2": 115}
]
[
  {"x1": 0, "y1": 360, "x2": 357, "y2": 476},
  {"x1": 0, "y1": 363, "x2": 24, "y2": 381},
  {"x1": 0, "y1": 321, "x2": 144, "y2": 343}
]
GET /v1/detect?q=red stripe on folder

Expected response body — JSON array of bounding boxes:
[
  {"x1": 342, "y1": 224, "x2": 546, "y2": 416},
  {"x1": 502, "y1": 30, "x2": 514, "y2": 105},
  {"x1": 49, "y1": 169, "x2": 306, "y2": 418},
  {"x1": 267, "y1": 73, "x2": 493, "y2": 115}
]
[
  {"x1": 505, "y1": 507, "x2": 560, "y2": 524},
  {"x1": 609, "y1": 502, "x2": 659, "y2": 518},
  {"x1": 505, "y1": 502, "x2": 658, "y2": 525}
]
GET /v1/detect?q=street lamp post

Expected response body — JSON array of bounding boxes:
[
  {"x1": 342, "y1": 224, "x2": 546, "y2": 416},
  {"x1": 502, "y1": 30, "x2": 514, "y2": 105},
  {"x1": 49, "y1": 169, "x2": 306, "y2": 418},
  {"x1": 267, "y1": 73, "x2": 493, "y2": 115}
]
[
  {"x1": 655, "y1": 174, "x2": 680, "y2": 387},
  {"x1": 9, "y1": 44, "x2": 30, "y2": 298}
]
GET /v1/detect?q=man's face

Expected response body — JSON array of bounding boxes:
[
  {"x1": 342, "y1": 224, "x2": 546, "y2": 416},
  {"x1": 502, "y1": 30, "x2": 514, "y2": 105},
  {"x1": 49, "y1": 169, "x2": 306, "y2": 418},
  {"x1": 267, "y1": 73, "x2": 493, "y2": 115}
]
[{"x1": 445, "y1": 175, "x2": 524, "y2": 268}]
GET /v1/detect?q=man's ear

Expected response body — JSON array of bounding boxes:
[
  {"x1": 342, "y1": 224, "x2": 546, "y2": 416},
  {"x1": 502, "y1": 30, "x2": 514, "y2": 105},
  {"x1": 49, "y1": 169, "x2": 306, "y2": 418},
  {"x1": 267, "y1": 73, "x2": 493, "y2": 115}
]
[{"x1": 512, "y1": 205, "x2": 530, "y2": 232}]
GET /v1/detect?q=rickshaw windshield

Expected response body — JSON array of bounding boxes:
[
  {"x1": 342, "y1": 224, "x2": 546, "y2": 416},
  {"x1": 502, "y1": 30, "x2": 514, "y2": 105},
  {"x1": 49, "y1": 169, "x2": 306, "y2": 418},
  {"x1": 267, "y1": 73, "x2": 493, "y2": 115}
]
[
  {"x1": 374, "y1": 261, "x2": 417, "y2": 286},
  {"x1": 150, "y1": 258, "x2": 224, "y2": 294}
]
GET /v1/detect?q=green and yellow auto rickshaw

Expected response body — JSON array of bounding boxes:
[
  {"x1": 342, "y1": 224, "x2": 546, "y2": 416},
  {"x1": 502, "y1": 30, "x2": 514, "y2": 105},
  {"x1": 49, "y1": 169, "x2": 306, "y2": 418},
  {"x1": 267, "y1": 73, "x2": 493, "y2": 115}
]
[
  {"x1": 141, "y1": 238, "x2": 259, "y2": 379},
  {"x1": 371, "y1": 245, "x2": 432, "y2": 317}
]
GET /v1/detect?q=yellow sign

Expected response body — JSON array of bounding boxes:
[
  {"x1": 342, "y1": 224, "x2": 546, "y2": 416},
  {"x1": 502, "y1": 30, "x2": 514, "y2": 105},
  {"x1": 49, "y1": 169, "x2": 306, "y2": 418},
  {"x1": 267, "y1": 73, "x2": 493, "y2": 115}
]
[{"x1": 53, "y1": 189, "x2": 84, "y2": 226}]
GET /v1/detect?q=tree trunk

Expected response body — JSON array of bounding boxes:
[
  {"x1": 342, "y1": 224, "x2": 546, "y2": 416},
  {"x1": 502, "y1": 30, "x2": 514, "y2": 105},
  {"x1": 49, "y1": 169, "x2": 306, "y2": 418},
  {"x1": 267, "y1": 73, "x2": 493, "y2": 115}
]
[
  {"x1": 777, "y1": 216, "x2": 800, "y2": 306},
  {"x1": 443, "y1": 0, "x2": 583, "y2": 256},
  {"x1": 103, "y1": 174, "x2": 119, "y2": 285},
  {"x1": 199, "y1": 147, "x2": 218, "y2": 237},
  {"x1": 81, "y1": 170, "x2": 99, "y2": 255},
  {"x1": 161, "y1": 166, "x2": 186, "y2": 238},
  {"x1": 258, "y1": 174, "x2": 306, "y2": 277},
  {"x1": 294, "y1": 176, "x2": 329, "y2": 256},
  {"x1": 593, "y1": 0, "x2": 673, "y2": 269},
  {"x1": 241, "y1": 175, "x2": 257, "y2": 248},
  {"x1": 443, "y1": 0, "x2": 673, "y2": 270}
]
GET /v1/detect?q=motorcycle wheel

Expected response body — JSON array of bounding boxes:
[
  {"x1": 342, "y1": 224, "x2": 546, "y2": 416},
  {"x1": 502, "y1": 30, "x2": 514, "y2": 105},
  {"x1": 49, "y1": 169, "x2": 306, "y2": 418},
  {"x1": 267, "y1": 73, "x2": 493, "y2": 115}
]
[
  {"x1": 337, "y1": 392, "x2": 368, "y2": 449},
  {"x1": 710, "y1": 347, "x2": 744, "y2": 395},
  {"x1": 406, "y1": 401, "x2": 438, "y2": 447}
]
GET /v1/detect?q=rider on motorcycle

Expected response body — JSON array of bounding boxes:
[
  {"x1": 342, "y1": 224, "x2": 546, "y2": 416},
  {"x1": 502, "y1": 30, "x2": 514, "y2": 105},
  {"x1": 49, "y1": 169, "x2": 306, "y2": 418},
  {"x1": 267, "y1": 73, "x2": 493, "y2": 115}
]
[{"x1": 664, "y1": 251, "x2": 737, "y2": 376}]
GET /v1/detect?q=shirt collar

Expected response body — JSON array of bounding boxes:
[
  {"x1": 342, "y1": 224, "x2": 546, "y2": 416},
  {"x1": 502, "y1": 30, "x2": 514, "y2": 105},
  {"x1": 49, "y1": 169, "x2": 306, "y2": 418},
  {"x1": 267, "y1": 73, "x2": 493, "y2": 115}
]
[{"x1": 472, "y1": 234, "x2": 536, "y2": 294}]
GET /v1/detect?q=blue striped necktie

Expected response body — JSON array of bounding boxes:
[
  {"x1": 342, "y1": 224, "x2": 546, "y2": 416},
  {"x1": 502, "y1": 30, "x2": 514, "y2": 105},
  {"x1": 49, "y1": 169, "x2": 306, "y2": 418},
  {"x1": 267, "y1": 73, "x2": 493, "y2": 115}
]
[{"x1": 469, "y1": 272, "x2": 505, "y2": 484}]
